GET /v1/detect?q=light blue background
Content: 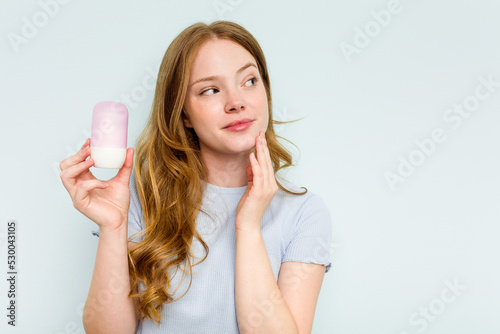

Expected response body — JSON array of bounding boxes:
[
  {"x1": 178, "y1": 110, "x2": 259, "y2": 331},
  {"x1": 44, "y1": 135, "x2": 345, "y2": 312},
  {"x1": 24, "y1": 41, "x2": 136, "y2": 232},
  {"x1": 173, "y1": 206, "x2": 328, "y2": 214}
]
[{"x1": 1, "y1": 0, "x2": 499, "y2": 333}]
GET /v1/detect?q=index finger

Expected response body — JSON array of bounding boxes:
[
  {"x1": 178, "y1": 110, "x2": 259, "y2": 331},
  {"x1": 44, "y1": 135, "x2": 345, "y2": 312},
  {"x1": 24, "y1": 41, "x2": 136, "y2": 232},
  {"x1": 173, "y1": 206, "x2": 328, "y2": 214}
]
[{"x1": 59, "y1": 138, "x2": 90, "y2": 171}]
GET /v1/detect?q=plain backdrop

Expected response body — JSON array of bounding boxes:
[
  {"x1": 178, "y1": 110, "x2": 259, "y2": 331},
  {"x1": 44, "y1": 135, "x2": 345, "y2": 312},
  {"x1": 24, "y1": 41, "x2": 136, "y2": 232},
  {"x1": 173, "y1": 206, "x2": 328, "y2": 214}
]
[{"x1": 1, "y1": 0, "x2": 500, "y2": 333}]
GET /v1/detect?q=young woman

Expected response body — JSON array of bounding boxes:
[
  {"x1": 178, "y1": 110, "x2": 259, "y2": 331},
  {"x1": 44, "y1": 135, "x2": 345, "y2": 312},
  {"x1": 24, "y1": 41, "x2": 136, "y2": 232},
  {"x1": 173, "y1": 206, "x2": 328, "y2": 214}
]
[{"x1": 60, "y1": 21, "x2": 332, "y2": 334}]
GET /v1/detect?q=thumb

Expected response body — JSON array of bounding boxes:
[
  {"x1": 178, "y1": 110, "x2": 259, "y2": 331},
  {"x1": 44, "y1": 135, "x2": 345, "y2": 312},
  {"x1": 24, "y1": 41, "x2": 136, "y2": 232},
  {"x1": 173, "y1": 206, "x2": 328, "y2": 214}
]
[
  {"x1": 114, "y1": 147, "x2": 134, "y2": 184},
  {"x1": 246, "y1": 165, "x2": 253, "y2": 184}
]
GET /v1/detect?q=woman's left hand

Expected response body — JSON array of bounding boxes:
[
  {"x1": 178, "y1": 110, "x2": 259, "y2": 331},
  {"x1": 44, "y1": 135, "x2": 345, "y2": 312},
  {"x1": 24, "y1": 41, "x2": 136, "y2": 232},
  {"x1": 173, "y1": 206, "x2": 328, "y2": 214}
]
[{"x1": 235, "y1": 131, "x2": 278, "y2": 233}]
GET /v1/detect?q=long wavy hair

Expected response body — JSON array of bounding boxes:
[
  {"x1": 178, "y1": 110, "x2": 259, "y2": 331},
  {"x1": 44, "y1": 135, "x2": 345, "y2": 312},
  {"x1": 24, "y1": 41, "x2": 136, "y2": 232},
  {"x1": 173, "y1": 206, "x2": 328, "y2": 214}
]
[{"x1": 127, "y1": 20, "x2": 307, "y2": 325}]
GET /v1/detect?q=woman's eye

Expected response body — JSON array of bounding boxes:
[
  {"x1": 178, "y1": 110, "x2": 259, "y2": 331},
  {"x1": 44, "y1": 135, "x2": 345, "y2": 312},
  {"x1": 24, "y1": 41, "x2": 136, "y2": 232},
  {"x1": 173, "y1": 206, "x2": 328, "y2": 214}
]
[
  {"x1": 244, "y1": 77, "x2": 257, "y2": 87},
  {"x1": 201, "y1": 88, "x2": 218, "y2": 96}
]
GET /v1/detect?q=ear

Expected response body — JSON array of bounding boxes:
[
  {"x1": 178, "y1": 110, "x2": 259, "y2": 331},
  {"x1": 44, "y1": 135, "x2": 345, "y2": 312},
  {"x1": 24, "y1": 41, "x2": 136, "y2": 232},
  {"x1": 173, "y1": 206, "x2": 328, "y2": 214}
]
[{"x1": 182, "y1": 113, "x2": 193, "y2": 128}]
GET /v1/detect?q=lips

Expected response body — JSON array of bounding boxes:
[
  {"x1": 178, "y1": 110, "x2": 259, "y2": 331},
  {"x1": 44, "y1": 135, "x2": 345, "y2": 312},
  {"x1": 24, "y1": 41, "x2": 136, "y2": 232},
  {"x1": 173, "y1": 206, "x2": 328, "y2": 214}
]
[{"x1": 223, "y1": 118, "x2": 253, "y2": 129}]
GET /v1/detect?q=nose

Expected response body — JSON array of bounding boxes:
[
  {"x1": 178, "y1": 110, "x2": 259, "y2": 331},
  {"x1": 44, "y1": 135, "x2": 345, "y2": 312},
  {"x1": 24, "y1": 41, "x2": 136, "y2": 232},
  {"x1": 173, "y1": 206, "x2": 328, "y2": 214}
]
[{"x1": 225, "y1": 88, "x2": 245, "y2": 113}]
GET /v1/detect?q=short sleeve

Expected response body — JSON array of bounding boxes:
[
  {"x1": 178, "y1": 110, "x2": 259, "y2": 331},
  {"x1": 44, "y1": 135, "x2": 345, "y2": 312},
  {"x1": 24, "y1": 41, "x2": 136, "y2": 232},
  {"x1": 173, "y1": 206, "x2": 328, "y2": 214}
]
[
  {"x1": 282, "y1": 193, "x2": 333, "y2": 273},
  {"x1": 91, "y1": 173, "x2": 145, "y2": 242}
]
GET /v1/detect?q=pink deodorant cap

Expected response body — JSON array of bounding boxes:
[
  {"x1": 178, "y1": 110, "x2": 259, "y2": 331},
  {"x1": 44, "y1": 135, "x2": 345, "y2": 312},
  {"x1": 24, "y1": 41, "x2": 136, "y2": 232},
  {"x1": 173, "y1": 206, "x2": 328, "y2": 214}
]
[{"x1": 90, "y1": 101, "x2": 128, "y2": 169}]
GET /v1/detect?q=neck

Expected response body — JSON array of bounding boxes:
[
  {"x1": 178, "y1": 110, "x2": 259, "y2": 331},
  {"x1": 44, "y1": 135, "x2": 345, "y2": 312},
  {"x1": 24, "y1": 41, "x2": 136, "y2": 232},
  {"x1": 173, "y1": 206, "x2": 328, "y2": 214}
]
[{"x1": 201, "y1": 148, "x2": 255, "y2": 188}]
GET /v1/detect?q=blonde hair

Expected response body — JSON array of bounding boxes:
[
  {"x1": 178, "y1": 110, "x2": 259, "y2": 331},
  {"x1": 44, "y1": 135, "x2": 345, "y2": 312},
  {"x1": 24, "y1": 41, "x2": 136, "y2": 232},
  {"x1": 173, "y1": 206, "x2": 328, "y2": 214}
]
[{"x1": 127, "y1": 20, "x2": 306, "y2": 324}]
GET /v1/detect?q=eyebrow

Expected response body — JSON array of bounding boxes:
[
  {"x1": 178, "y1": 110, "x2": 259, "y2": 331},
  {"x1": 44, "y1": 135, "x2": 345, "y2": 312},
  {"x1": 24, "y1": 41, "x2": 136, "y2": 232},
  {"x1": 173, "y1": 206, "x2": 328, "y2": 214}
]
[{"x1": 190, "y1": 62, "x2": 257, "y2": 87}]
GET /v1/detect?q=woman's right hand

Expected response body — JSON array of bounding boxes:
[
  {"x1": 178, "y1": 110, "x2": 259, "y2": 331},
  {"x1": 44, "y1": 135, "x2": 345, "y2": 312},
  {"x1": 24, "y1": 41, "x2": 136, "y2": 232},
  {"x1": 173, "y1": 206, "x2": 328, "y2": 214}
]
[{"x1": 59, "y1": 138, "x2": 135, "y2": 232}]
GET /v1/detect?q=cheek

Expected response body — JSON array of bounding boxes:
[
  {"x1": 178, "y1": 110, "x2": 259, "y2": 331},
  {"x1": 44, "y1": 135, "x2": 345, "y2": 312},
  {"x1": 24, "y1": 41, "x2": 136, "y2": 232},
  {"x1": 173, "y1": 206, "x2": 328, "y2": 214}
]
[
  {"x1": 249, "y1": 86, "x2": 268, "y2": 107},
  {"x1": 185, "y1": 100, "x2": 221, "y2": 129}
]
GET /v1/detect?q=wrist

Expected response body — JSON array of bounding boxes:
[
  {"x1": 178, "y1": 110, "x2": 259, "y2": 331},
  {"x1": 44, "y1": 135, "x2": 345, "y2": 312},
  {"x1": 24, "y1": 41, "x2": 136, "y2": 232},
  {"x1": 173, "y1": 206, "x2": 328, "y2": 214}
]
[
  {"x1": 235, "y1": 223, "x2": 262, "y2": 239},
  {"x1": 99, "y1": 219, "x2": 128, "y2": 236}
]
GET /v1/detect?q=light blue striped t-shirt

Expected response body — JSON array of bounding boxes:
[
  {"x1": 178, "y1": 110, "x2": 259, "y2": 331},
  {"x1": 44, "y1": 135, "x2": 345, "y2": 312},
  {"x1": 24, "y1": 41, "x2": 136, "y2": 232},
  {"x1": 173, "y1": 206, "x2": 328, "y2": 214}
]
[{"x1": 91, "y1": 173, "x2": 332, "y2": 333}]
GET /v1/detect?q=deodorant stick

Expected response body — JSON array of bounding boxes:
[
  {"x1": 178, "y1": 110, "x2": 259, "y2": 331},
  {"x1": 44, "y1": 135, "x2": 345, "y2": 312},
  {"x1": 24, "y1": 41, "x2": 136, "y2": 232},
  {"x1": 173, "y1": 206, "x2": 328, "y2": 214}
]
[{"x1": 90, "y1": 101, "x2": 128, "y2": 169}]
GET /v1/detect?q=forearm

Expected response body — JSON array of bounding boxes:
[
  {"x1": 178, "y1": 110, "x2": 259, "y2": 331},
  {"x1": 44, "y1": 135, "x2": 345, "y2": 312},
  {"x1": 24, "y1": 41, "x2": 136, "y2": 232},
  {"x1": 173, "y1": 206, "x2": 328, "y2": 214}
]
[
  {"x1": 234, "y1": 226, "x2": 298, "y2": 334},
  {"x1": 83, "y1": 224, "x2": 137, "y2": 334}
]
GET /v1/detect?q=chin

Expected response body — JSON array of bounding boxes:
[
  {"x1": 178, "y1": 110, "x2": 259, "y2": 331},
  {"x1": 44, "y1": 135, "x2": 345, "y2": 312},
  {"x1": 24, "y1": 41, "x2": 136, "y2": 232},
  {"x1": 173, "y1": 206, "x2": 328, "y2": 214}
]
[{"x1": 226, "y1": 139, "x2": 255, "y2": 154}]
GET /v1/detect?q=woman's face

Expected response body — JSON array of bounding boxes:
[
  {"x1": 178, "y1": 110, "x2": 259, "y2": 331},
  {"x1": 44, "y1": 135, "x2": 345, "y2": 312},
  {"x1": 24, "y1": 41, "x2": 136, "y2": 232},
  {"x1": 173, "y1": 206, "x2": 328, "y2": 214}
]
[{"x1": 183, "y1": 38, "x2": 269, "y2": 158}]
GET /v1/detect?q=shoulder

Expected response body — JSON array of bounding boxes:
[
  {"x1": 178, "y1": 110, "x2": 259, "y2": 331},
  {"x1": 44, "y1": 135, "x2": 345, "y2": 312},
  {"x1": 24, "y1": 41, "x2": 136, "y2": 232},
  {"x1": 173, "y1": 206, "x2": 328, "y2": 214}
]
[
  {"x1": 128, "y1": 172, "x2": 146, "y2": 239},
  {"x1": 130, "y1": 171, "x2": 138, "y2": 192},
  {"x1": 275, "y1": 177, "x2": 333, "y2": 272},
  {"x1": 275, "y1": 176, "x2": 329, "y2": 213},
  {"x1": 272, "y1": 176, "x2": 332, "y2": 234}
]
